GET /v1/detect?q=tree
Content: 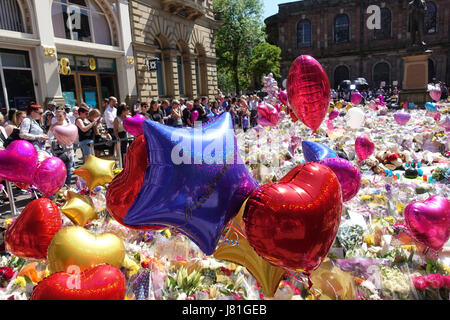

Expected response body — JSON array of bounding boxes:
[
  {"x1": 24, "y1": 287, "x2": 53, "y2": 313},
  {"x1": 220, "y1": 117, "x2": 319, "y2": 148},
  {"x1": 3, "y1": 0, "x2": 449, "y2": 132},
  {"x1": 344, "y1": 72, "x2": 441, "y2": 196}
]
[
  {"x1": 248, "y1": 41, "x2": 281, "y2": 90},
  {"x1": 214, "y1": 0, "x2": 265, "y2": 95}
]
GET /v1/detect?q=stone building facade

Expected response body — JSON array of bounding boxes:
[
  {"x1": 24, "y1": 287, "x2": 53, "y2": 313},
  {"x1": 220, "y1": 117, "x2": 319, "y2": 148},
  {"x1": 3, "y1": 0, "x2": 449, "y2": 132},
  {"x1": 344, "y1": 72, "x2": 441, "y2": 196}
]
[
  {"x1": 265, "y1": 0, "x2": 450, "y2": 90},
  {"x1": 130, "y1": 0, "x2": 220, "y2": 102}
]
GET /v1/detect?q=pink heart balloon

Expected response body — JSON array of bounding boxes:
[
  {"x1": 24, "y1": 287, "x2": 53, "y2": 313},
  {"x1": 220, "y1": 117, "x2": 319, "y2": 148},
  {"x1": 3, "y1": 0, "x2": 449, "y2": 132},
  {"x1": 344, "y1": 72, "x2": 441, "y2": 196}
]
[
  {"x1": 405, "y1": 195, "x2": 450, "y2": 252},
  {"x1": 329, "y1": 109, "x2": 339, "y2": 121},
  {"x1": 33, "y1": 157, "x2": 67, "y2": 198},
  {"x1": 393, "y1": 112, "x2": 411, "y2": 125},
  {"x1": 278, "y1": 90, "x2": 288, "y2": 106},
  {"x1": 326, "y1": 119, "x2": 334, "y2": 130},
  {"x1": 52, "y1": 124, "x2": 78, "y2": 146},
  {"x1": 191, "y1": 110, "x2": 199, "y2": 123},
  {"x1": 257, "y1": 102, "x2": 279, "y2": 127},
  {"x1": 369, "y1": 101, "x2": 378, "y2": 111},
  {"x1": 350, "y1": 91, "x2": 362, "y2": 105},
  {"x1": 274, "y1": 103, "x2": 281, "y2": 112},
  {"x1": 355, "y1": 136, "x2": 375, "y2": 162},
  {"x1": 430, "y1": 89, "x2": 441, "y2": 102},
  {"x1": 123, "y1": 114, "x2": 146, "y2": 137},
  {"x1": 0, "y1": 140, "x2": 38, "y2": 185}
]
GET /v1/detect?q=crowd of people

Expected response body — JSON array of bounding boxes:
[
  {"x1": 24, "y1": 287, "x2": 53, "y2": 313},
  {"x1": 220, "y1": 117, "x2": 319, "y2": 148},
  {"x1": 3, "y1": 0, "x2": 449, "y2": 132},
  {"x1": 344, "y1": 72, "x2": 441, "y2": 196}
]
[{"x1": 0, "y1": 93, "x2": 265, "y2": 200}]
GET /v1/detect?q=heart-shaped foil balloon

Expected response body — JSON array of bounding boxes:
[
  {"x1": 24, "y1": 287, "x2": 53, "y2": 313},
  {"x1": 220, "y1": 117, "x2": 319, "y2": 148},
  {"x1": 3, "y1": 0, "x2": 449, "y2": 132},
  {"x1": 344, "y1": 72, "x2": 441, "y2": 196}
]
[
  {"x1": 257, "y1": 102, "x2": 279, "y2": 127},
  {"x1": 123, "y1": 114, "x2": 146, "y2": 137},
  {"x1": 404, "y1": 195, "x2": 450, "y2": 252},
  {"x1": 5, "y1": 198, "x2": 62, "y2": 259},
  {"x1": 52, "y1": 124, "x2": 78, "y2": 146},
  {"x1": 31, "y1": 264, "x2": 126, "y2": 300},
  {"x1": 355, "y1": 136, "x2": 375, "y2": 162},
  {"x1": 0, "y1": 140, "x2": 38, "y2": 185},
  {"x1": 243, "y1": 162, "x2": 342, "y2": 271},
  {"x1": 393, "y1": 113, "x2": 411, "y2": 125},
  {"x1": 47, "y1": 226, "x2": 125, "y2": 274}
]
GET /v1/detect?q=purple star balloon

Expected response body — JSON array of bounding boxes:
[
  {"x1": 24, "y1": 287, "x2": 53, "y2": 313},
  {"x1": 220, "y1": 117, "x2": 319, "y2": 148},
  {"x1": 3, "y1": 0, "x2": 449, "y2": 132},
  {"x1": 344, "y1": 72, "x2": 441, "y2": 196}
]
[{"x1": 124, "y1": 113, "x2": 259, "y2": 255}]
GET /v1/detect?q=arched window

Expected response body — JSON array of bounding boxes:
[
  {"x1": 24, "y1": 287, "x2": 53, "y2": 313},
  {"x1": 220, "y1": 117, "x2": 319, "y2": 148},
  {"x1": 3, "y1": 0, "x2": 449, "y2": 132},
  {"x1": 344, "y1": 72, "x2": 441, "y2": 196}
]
[
  {"x1": 373, "y1": 62, "x2": 390, "y2": 88},
  {"x1": 0, "y1": 0, "x2": 25, "y2": 33},
  {"x1": 194, "y1": 45, "x2": 207, "y2": 97},
  {"x1": 334, "y1": 65, "x2": 350, "y2": 89},
  {"x1": 334, "y1": 14, "x2": 349, "y2": 43},
  {"x1": 52, "y1": 0, "x2": 112, "y2": 45},
  {"x1": 176, "y1": 44, "x2": 185, "y2": 96},
  {"x1": 374, "y1": 8, "x2": 391, "y2": 40},
  {"x1": 297, "y1": 19, "x2": 311, "y2": 48},
  {"x1": 428, "y1": 59, "x2": 436, "y2": 83},
  {"x1": 154, "y1": 39, "x2": 166, "y2": 97},
  {"x1": 425, "y1": 1, "x2": 437, "y2": 34}
]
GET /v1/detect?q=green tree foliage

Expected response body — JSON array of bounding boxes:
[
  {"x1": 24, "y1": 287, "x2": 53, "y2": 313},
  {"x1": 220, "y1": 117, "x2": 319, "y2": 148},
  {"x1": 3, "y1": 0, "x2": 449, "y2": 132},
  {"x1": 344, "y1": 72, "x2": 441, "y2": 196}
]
[
  {"x1": 214, "y1": 0, "x2": 265, "y2": 94},
  {"x1": 248, "y1": 41, "x2": 281, "y2": 89}
]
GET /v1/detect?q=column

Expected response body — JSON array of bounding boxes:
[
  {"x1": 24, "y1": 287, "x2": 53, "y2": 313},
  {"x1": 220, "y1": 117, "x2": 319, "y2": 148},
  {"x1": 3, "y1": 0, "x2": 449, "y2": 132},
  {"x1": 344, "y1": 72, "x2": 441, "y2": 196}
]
[
  {"x1": 31, "y1": 0, "x2": 64, "y2": 105},
  {"x1": 116, "y1": 0, "x2": 137, "y2": 104}
]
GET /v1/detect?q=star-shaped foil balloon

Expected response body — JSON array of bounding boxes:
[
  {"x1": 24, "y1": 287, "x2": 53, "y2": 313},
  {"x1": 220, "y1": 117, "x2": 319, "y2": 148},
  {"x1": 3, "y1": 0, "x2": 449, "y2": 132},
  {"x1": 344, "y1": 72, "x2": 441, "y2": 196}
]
[
  {"x1": 214, "y1": 199, "x2": 286, "y2": 297},
  {"x1": 73, "y1": 155, "x2": 115, "y2": 190},
  {"x1": 124, "y1": 113, "x2": 259, "y2": 255},
  {"x1": 61, "y1": 191, "x2": 97, "y2": 226}
]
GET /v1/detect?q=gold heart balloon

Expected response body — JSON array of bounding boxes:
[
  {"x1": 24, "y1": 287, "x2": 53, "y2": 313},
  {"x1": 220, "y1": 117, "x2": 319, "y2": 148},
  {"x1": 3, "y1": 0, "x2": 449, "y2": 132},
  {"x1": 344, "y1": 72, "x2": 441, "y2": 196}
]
[
  {"x1": 73, "y1": 155, "x2": 115, "y2": 190},
  {"x1": 310, "y1": 259, "x2": 356, "y2": 300},
  {"x1": 47, "y1": 226, "x2": 125, "y2": 274},
  {"x1": 214, "y1": 199, "x2": 286, "y2": 297},
  {"x1": 61, "y1": 191, "x2": 97, "y2": 226}
]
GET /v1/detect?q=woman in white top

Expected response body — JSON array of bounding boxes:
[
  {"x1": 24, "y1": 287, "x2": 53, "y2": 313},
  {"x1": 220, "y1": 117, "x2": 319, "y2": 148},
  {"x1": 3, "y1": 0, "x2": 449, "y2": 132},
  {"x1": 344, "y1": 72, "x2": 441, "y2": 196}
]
[{"x1": 19, "y1": 104, "x2": 48, "y2": 151}]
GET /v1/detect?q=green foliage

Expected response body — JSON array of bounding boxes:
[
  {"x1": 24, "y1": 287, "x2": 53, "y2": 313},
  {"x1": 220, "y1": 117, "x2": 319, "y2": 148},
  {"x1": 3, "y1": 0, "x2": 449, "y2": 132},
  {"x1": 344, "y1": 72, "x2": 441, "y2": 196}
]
[
  {"x1": 248, "y1": 41, "x2": 281, "y2": 88},
  {"x1": 214, "y1": 0, "x2": 269, "y2": 94}
]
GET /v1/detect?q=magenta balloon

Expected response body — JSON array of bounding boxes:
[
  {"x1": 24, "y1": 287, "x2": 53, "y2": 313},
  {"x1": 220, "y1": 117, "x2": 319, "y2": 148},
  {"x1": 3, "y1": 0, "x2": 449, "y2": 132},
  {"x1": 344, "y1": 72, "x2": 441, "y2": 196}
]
[
  {"x1": 0, "y1": 140, "x2": 38, "y2": 184},
  {"x1": 355, "y1": 136, "x2": 375, "y2": 162},
  {"x1": 430, "y1": 89, "x2": 442, "y2": 102},
  {"x1": 319, "y1": 157, "x2": 361, "y2": 202},
  {"x1": 329, "y1": 109, "x2": 339, "y2": 121},
  {"x1": 278, "y1": 90, "x2": 288, "y2": 106},
  {"x1": 405, "y1": 195, "x2": 450, "y2": 251},
  {"x1": 287, "y1": 55, "x2": 330, "y2": 131},
  {"x1": 257, "y1": 102, "x2": 279, "y2": 127},
  {"x1": 191, "y1": 110, "x2": 199, "y2": 122},
  {"x1": 34, "y1": 157, "x2": 67, "y2": 198},
  {"x1": 350, "y1": 92, "x2": 362, "y2": 105},
  {"x1": 123, "y1": 114, "x2": 146, "y2": 136},
  {"x1": 53, "y1": 124, "x2": 78, "y2": 146},
  {"x1": 274, "y1": 103, "x2": 281, "y2": 112},
  {"x1": 393, "y1": 112, "x2": 411, "y2": 125}
]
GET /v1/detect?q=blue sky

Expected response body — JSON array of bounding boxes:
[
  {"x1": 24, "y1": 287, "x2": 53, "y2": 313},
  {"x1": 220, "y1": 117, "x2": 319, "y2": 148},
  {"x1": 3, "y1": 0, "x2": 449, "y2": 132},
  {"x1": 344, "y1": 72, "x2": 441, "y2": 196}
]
[{"x1": 263, "y1": 0, "x2": 298, "y2": 19}]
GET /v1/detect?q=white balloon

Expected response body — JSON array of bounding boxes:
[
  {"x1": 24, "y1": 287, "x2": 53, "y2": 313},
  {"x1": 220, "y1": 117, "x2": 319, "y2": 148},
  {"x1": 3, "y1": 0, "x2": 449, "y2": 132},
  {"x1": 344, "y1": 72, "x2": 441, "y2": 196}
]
[
  {"x1": 282, "y1": 79, "x2": 287, "y2": 89},
  {"x1": 345, "y1": 107, "x2": 365, "y2": 129}
]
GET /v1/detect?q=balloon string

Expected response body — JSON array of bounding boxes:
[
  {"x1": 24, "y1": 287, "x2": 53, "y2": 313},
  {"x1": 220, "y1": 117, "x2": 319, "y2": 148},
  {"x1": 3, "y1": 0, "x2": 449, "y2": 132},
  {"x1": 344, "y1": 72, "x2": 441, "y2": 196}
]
[
  {"x1": 228, "y1": 221, "x2": 247, "y2": 239},
  {"x1": 231, "y1": 218, "x2": 246, "y2": 237}
]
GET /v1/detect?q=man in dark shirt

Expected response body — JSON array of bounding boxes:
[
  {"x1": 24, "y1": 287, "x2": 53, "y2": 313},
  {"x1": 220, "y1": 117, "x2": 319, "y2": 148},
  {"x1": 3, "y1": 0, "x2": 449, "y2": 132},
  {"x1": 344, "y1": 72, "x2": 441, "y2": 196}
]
[
  {"x1": 161, "y1": 100, "x2": 172, "y2": 126},
  {"x1": 193, "y1": 98, "x2": 207, "y2": 123},
  {"x1": 182, "y1": 101, "x2": 194, "y2": 127},
  {"x1": 201, "y1": 96, "x2": 210, "y2": 115}
]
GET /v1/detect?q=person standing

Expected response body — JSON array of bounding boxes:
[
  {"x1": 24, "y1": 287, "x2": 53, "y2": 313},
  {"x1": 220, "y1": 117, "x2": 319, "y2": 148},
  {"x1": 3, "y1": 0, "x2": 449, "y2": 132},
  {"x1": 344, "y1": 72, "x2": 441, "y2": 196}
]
[
  {"x1": 50, "y1": 109, "x2": 74, "y2": 186},
  {"x1": 170, "y1": 100, "x2": 183, "y2": 128},
  {"x1": 201, "y1": 96, "x2": 210, "y2": 115},
  {"x1": 161, "y1": 100, "x2": 172, "y2": 125},
  {"x1": 180, "y1": 98, "x2": 186, "y2": 111},
  {"x1": 19, "y1": 104, "x2": 48, "y2": 151},
  {"x1": 75, "y1": 106, "x2": 98, "y2": 161},
  {"x1": 104, "y1": 96, "x2": 117, "y2": 137},
  {"x1": 182, "y1": 101, "x2": 193, "y2": 127},
  {"x1": 148, "y1": 100, "x2": 164, "y2": 124},
  {"x1": 140, "y1": 102, "x2": 150, "y2": 119},
  {"x1": 193, "y1": 98, "x2": 207, "y2": 123},
  {"x1": 113, "y1": 103, "x2": 130, "y2": 165}
]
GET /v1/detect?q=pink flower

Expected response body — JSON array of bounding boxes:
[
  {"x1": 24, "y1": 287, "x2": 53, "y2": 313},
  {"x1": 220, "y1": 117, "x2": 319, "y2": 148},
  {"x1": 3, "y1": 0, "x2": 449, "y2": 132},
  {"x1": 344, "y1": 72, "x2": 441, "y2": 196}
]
[
  {"x1": 412, "y1": 276, "x2": 428, "y2": 290},
  {"x1": 424, "y1": 273, "x2": 444, "y2": 289},
  {"x1": 442, "y1": 275, "x2": 450, "y2": 289}
]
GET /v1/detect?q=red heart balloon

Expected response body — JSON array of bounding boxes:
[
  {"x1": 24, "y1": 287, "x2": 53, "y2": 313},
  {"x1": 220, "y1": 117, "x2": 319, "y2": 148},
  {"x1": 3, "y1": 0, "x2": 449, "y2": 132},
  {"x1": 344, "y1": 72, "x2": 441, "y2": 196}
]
[
  {"x1": 404, "y1": 195, "x2": 450, "y2": 252},
  {"x1": 355, "y1": 135, "x2": 375, "y2": 162},
  {"x1": 5, "y1": 198, "x2": 61, "y2": 259},
  {"x1": 243, "y1": 162, "x2": 342, "y2": 272},
  {"x1": 106, "y1": 135, "x2": 163, "y2": 231},
  {"x1": 287, "y1": 55, "x2": 331, "y2": 132},
  {"x1": 31, "y1": 264, "x2": 126, "y2": 300}
]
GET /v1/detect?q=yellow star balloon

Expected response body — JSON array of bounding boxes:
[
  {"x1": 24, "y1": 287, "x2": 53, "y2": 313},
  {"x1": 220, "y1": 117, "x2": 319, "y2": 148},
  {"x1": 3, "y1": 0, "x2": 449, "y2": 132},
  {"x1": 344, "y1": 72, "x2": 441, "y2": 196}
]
[
  {"x1": 61, "y1": 191, "x2": 97, "y2": 226},
  {"x1": 214, "y1": 199, "x2": 286, "y2": 297},
  {"x1": 73, "y1": 155, "x2": 115, "y2": 190}
]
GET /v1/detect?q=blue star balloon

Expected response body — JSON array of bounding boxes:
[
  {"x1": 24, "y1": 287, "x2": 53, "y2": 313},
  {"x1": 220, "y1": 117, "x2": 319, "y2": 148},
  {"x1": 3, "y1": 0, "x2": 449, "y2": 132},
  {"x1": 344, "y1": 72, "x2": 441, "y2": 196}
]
[
  {"x1": 124, "y1": 112, "x2": 259, "y2": 255},
  {"x1": 302, "y1": 140, "x2": 337, "y2": 162}
]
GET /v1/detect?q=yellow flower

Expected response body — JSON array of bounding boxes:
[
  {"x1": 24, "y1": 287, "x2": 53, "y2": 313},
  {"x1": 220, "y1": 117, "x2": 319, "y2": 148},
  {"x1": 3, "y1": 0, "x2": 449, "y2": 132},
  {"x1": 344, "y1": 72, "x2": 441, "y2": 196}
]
[
  {"x1": 305, "y1": 295, "x2": 314, "y2": 300},
  {"x1": 364, "y1": 234, "x2": 375, "y2": 246},
  {"x1": 162, "y1": 229, "x2": 171, "y2": 238},
  {"x1": 384, "y1": 216, "x2": 395, "y2": 224},
  {"x1": 360, "y1": 195, "x2": 372, "y2": 201},
  {"x1": 400, "y1": 245, "x2": 416, "y2": 252},
  {"x1": 442, "y1": 265, "x2": 450, "y2": 274},
  {"x1": 14, "y1": 276, "x2": 27, "y2": 289},
  {"x1": 123, "y1": 256, "x2": 140, "y2": 277},
  {"x1": 124, "y1": 296, "x2": 133, "y2": 300},
  {"x1": 4, "y1": 218, "x2": 13, "y2": 229},
  {"x1": 397, "y1": 204, "x2": 405, "y2": 214}
]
